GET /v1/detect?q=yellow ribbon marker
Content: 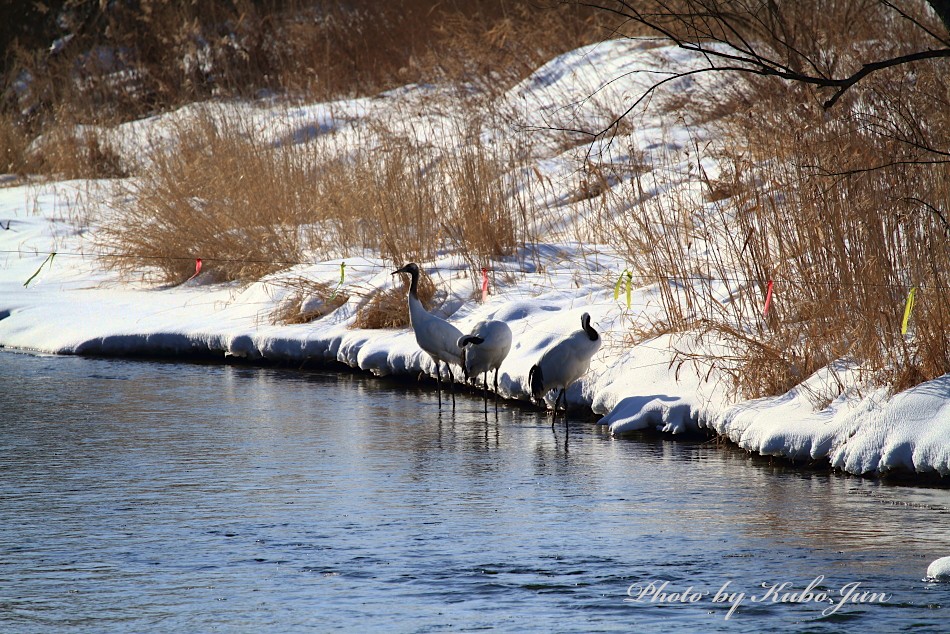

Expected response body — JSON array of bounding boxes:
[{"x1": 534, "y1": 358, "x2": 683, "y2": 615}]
[
  {"x1": 901, "y1": 286, "x2": 917, "y2": 335},
  {"x1": 614, "y1": 269, "x2": 633, "y2": 308}
]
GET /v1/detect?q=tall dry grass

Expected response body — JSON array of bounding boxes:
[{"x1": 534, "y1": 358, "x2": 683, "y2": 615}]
[
  {"x1": 97, "y1": 104, "x2": 538, "y2": 288},
  {"x1": 7, "y1": 0, "x2": 601, "y2": 295},
  {"x1": 97, "y1": 111, "x2": 324, "y2": 283},
  {"x1": 25, "y1": 117, "x2": 129, "y2": 180},
  {"x1": 300, "y1": 114, "x2": 537, "y2": 273},
  {"x1": 0, "y1": 112, "x2": 30, "y2": 174},
  {"x1": 600, "y1": 1, "x2": 950, "y2": 399},
  {"x1": 305, "y1": 130, "x2": 446, "y2": 267}
]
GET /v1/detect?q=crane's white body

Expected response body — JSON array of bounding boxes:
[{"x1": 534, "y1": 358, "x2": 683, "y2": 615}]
[
  {"x1": 458, "y1": 319, "x2": 512, "y2": 393},
  {"x1": 529, "y1": 313, "x2": 601, "y2": 414},
  {"x1": 393, "y1": 263, "x2": 463, "y2": 393},
  {"x1": 406, "y1": 290, "x2": 464, "y2": 368},
  {"x1": 927, "y1": 556, "x2": 950, "y2": 581}
]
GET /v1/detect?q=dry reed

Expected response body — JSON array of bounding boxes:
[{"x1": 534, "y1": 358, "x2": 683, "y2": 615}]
[
  {"x1": 96, "y1": 111, "x2": 323, "y2": 284},
  {"x1": 270, "y1": 277, "x2": 349, "y2": 325},
  {"x1": 352, "y1": 271, "x2": 437, "y2": 330},
  {"x1": 599, "y1": 1, "x2": 950, "y2": 399},
  {"x1": 26, "y1": 119, "x2": 129, "y2": 180}
]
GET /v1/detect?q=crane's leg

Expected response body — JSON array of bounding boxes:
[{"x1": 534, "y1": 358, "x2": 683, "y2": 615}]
[
  {"x1": 447, "y1": 364, "x2": 456, "y2": 407},
  {"x1": 435, "y1": 360, "x2": 443, "y2": 407}
]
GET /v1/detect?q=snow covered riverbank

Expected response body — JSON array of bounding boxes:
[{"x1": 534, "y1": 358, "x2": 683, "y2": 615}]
[
  {"x1": 4, "y1": 178, "x2": 949, "y2": 480},
  {"x1": 2, "y1": 40, "x2": 949, "y2": 479}
]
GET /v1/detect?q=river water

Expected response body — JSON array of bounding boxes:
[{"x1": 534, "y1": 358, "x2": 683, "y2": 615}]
[{"x1": 1, "y1": 350, "x2": 948, "y2": 632}]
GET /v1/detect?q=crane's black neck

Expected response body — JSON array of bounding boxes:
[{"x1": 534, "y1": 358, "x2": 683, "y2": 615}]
[
  {"x1": 405, "y1": 267, "x2": 419, "y2": 298},
  {"x1": 581, "y1": 314, "x2": 598, "y2": 341}
]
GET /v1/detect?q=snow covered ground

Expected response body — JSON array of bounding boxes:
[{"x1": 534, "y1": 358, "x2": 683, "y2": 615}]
[{"x1": 2, "y1": 39, "x2": 949, "y2": 478}]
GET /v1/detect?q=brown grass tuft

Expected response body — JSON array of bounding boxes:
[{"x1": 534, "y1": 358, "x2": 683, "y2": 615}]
[
  {"x1": 271, "y1": 277, "x2": 349, "y2": 325},
  {"x1": 308, "y1": 132, "x2": 444, "y2": 265},
  {"x1": 440, "y1": 126, "x2": 522, "y2": 268},
  {"x1": 0, "y1": 112, "x2": 31, "y2": 174},
  {"x1": 27, "y1": 122, "x2": 129, "y2": 180},
  {"x1": 352, "y1": 270, "x2": 436, "y2": 330},
  {"x1": 96, "y1": 110, "x2": 323, "y2": 284}
]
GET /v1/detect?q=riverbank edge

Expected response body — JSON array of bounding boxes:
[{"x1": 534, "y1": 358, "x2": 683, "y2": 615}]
[{"x1": 6, "y1": 343, "x2": 948, "y2": 487}]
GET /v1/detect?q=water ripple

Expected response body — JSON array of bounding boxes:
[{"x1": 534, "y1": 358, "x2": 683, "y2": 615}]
[{"x1": 1, "y1": 351, "x2": 949, "y2": 632}]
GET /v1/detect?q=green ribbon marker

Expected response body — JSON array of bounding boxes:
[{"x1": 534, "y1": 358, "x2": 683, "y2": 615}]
[
  {"x1": 23, "y1": 252, "x2": 56, "y2": 288},
  {"x1": 329, "y1": 261, "x2": 346, "y2": 300}
]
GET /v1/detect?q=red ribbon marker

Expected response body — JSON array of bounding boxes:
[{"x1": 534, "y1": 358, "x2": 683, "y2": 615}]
[
  {"x1": 481, "y1": 267, "x2": 489, "y2": 302},
  {"x1": 187, "y1": 258, "x2": 203, "y2": 282},
  {"x1": 763, "y1": 279, "x2": 774, "y2": 316}
]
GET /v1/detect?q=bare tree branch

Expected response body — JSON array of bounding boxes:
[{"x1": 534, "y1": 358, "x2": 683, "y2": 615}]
[
  {"x1": 904, "y1": 196, "x2": 950, "y2": 235},
  {"x1": 808, "y1": 158, "x2": 950, "y2": 177},
  {"x1": 581, "y1": 1, "x2": 950, "y2": 110},
  {"x1": 884, "y1": 1, "x2": 950, "y2": 46},
  {"x1": 821, "y1": 48, "x2": 950, "y2": 108}
]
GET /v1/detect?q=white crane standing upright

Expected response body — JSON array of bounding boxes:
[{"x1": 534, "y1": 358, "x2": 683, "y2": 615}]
[{"x1": 392, "y1": 263, "x2": 463, "y2": 402}]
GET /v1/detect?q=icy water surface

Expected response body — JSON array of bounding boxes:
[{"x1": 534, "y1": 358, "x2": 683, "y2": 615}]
[{"x1": 1, "y1": 351, "x2": 948, "y2": 632}]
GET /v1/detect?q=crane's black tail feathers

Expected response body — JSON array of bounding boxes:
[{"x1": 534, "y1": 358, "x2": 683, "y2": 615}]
[
  {"x1": 457, "y1": 336, "x2": 484, "y2": 383},
  {"x1": 528, "y1": 364, "x2": 544, "y2": 403}
]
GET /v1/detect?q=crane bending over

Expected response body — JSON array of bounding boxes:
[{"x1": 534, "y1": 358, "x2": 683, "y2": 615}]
[
  {"x1": 458, "y1": 319, "x2": 512, "y2": 395},
  {"x1": 528, "y1": 312, "x2": 601, "y2": 418}
]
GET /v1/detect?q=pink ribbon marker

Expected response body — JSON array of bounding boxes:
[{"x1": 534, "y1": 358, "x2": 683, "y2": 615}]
[
  {"x1": 763, "y1": 279, "x2": 774, "y2": 316},
  {"x1": 187, "y1": 258, "x2": 203, "y2": 282},
  {"x1": 481, "y1": 267, "x2": 489, "y2": 302}
]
